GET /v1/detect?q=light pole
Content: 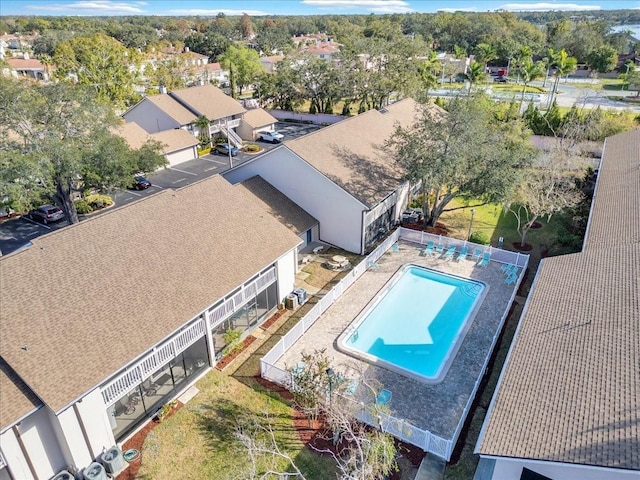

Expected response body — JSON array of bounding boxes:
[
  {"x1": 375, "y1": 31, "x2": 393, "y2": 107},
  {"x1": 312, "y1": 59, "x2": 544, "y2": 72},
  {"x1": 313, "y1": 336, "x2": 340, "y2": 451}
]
[
  {"x1": 325, "y1": 368, "x2": 334, "y2": 408},
  {"x1": 467, "y1": 208, "x2": 476, "y2": 240}
]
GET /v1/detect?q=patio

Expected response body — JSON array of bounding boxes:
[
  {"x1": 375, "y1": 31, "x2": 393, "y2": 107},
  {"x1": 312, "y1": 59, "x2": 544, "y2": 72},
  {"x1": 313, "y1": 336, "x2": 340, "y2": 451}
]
[{"x1": 270, "y1": 233, "x2": 524, "y2": 458}]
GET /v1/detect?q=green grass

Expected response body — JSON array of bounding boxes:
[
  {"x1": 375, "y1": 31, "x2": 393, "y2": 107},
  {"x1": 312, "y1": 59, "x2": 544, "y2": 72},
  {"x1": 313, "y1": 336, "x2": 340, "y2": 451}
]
[{"x1": 136, "y1": 370, "x2": 336, "y2": 480}]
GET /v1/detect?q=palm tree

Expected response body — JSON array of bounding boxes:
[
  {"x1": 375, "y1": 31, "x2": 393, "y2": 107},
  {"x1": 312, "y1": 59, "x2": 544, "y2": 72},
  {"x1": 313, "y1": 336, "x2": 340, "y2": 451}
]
[
  {"x1": 465, "y1": 61, "x2": 488, "y2": 93},
  {"x1": 194, "y1": 115, "x2": 211, "y2": 147},
  {"x1": 516, "y1": 59, "x2": 545, "y2": 111},
  {"x1": 548, "y1": 49, "x2": 577, "y2": 108},
  {"x1": 474, "y1": 43, "x2": 497, "y2": 71}
]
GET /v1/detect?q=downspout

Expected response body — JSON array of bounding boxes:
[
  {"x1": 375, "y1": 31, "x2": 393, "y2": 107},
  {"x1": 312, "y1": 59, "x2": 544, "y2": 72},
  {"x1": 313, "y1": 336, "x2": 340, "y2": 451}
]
[
  {"x1": 73, "y1": 403, "x2": 96, "y2": 460},
  {"x1": 360, "y1": 209, "x2": 367, "y2": 255},
  {"x1": 12, "y1": 425, "x2": 39, "y2": 480}
]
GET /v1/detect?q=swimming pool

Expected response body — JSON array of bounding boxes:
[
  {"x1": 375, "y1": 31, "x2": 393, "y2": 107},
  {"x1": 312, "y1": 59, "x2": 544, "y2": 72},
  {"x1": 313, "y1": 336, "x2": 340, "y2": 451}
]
[{"x1": 337, "y1": 264, "x2": 486, "y2": 384}]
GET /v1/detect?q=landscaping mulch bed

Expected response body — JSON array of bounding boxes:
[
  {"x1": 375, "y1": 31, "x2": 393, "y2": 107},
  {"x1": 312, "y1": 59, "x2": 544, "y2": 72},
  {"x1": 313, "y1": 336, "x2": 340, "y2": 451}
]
[
  {"x1": 215, "y1": 335, "x2": 257, "y2": 371},
  {"x1": 402, "y1": 221, "x2": 450, "y2": 236},
  {"x1": 261, "y1": 309, "x2": 286, "y2": 330}
]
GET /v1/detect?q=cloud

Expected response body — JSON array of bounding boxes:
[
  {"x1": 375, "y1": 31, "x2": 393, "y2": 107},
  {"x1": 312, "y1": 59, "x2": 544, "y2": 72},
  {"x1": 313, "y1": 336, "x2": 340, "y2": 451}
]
[
  {"x1": 437, "y1": 7, "x2": 479, "y2": 12},
  {"x1": 497, "y1": 3, "x2": 601, "y2": 11},
  {"x1": 23, "y1": 1, "x2": 148, "y2": 14},
  {"x1": 302, "y1": 0, "x2": 413, "y2": 13},
  {"x1": 165, "y1": 9, "x2": 270, "y2": 16}
]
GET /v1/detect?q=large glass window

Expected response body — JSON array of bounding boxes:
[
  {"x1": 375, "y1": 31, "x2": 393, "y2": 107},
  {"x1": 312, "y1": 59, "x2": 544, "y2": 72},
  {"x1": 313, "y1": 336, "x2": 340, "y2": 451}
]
[{"x1": 108, "y1": 337, "x2": 210, "y2": 441}]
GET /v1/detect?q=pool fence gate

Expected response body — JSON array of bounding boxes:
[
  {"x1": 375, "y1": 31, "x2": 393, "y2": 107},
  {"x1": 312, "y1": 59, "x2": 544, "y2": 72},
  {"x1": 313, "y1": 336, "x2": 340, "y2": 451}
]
[{"x1": 260, "y1": 227, "x2": 529, "y2": 461}]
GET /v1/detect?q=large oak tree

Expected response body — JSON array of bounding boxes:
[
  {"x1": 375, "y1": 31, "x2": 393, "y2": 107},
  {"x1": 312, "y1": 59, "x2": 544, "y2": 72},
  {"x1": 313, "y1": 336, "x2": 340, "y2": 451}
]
[
  {"x1": 0, "y1": 78, "x2": 166, "y2": 223},
  {"x1": 385, "y1": 94, "x2": 536, "y2": 227}
]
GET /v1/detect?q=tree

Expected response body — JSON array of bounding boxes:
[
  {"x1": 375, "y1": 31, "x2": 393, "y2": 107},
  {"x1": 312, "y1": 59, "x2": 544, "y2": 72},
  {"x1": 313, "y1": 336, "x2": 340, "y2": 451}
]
[
  {"x1": 236, "y1": 349, "x2": 399, "y2": 480},
  {"x1": 621, "y1": 67, "x2": 640, "y2": 96},
  {"x1": 0, "y1": 79, "x2": 166, "y2": 223},
  {"x1": 53, "y1": 33, "x2": 141, "y2": 109},
  {"x1": 240, "y1": 13, "x2": 254, "y2": 39},
  {"x1": 586, "y1": 45, "x2": 618, "y2": 75},
  {"x1": 464, "y1": 60, "x2": 488, "y2": 93},
  {"x1": 506, "y1": 149, "x2": 583, "y2": 247},
  {"x1": 547, "y1": 48, "x2": 578, "y2": 108},
  {"x1": 474, "y1": 43, "x2": 498, "y2": 70},
  {"x1": 516, "y1": 58, "x2": 545, "y2": 111},
  {"x1": 385, "y1": 95, "x2": 535, "y2": 227},
  {"x1": 218, "y1": 44, "x2": 262, "y2": 96}
]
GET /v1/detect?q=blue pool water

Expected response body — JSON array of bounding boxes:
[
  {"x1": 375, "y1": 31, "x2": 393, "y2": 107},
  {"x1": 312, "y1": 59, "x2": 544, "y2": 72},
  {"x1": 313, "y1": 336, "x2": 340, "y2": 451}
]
[{"x1": 337, "y1": 265, "x2": 485, "y2": 383}]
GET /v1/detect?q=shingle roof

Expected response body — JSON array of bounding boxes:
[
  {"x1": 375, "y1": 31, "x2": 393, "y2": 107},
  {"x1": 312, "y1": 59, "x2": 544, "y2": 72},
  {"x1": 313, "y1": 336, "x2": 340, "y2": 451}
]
[
  {"x1": 236, "y1": 176, "x2": 318, "y2": 235},
  {"x1": 476, "y1": 129, "x2": 640, "y2": 470},
  {"x1": 150, "y1": 128, "x2": 199, "y2": 154},
  {"x1": 0, "y1": 358, "x2": 41, "y2": 432},
  {"x1": 169, "y1": 84, "x2": 246, "y2": 121},
  {"x1": 145, "y1": 94, "x2": 197, "y2": 126},
  {"x1": 0, "y1": 176, "x2": 301, "y2": 415},
  {"x1": 113, "y1": 121, "x2": 151, "y2": 150},
  {"x1": 242, "y1": 108, "x2": 277, "y2": 129},
  {"x1": 284, "y1": 99, "x2": 428, "y2": 207}
]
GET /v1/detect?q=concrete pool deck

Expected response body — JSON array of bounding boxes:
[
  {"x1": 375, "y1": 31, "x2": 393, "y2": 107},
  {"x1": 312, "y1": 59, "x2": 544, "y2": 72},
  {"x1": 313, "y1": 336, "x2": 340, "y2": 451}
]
[{"x1": 276, "y1": 239, "x2": 521, "y2": 443}]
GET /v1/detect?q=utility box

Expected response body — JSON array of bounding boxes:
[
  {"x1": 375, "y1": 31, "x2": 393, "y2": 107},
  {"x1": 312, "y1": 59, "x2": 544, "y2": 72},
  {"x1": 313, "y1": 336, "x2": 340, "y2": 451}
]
[
  {"x1": 83, "y1": 462, "x2": 108, "y2": 480},
  {"x1": 285, "y1": 294, "x2": 298, "y2": 310},
  {"x1": 102, "y1": 445, "x2": 126, "y2": 474},
  {"x1": 294, "y1": 288, "x2": 308, "y2": 305}
]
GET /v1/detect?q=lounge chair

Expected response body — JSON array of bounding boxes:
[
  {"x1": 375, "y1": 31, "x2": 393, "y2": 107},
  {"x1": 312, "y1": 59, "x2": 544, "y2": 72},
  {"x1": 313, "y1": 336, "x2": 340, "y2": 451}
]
[
  {"x1": 505, "y1": 274, "x2": 517, "y2": 285},
  {"x1": 478, "y1": 251, "x2": 491, "y2": 267},
  {"x1": 376, "y1": 389, "x2": 392, "y2": 406},
  {"x1": 500, "y1": 263, "x2": 513, "y2": 273},
  {"x1": 422, "y1": 241, "x2": 434, "y2": 256},
  {"x1": 457, "y1": 245, "x2": 469, "y2": 261},
  {"x1": 443, "y1": 245, "x2": 456, "y2": 260},
  {"x1": 471, "y1": 248, "x2": 483, "y2": 260},
  {"x1": 435, "y1": 243, "x2": 444, "y2": 255}
]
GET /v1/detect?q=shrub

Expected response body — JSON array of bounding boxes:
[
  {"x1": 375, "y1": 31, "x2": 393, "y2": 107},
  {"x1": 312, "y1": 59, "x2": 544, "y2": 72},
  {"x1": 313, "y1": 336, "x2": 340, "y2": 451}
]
[
  {"x1": 469, "y1": 231, "x2": 490, "y2": 245},
  {"x1": 222, "y1": 327, "x2": 243, "y2": 356},
  {"x1": 156, "y1": 400, "x2": 178, "y2": 422},
  {"x1": 244, "y1": 144, "x2": 260, "y2": 152},
  {"x1": 198, "y1": 147, "x2": 211, "y2": 156},
  {"x1": 85, "y1": 194, "x2": 113, "y2": 210},
  {"x1": 74, "y1": 199, "x2": 93, "y2": 214}
]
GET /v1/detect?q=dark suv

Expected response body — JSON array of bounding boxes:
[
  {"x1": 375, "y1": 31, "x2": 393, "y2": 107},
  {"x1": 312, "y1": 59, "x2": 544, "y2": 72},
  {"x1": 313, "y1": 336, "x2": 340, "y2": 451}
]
[{"x1": 28, "y1": 205, "x2": 65, "y2": 224}]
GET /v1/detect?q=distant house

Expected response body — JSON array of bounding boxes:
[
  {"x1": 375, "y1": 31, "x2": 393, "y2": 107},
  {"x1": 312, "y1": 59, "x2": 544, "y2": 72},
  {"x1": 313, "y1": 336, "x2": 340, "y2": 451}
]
[
  {"x1": 224, "y1": 99, "x2": 432, "y2": 254},
  {"x1": 302, "y1": 41, "x2": 341, "y2": 61},
  {"x1": 114, "y1": 121, "x2": 199, "y2": 167},
  {"x1": 237, "y1": 108, "x2": 279, "y2": 141},
  {"x1": 5, "y1": 55, "x2": 49, "y2": 81},
  {"x1": 122, "y1": 84, "x2": 247, "y2": 150},
  {"x1": 475, "y1": 129, "x2": 640, "y2": 480},
  {"x1": 259, "y1": 55, "x2": 285, "y2": 73}
]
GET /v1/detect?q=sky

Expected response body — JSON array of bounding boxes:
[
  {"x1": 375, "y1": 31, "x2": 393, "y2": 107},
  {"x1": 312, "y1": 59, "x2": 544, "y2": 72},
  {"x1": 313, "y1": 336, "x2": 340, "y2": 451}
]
[{"x1": 0, "y1": 0, "x2": 639, "y2": 17}]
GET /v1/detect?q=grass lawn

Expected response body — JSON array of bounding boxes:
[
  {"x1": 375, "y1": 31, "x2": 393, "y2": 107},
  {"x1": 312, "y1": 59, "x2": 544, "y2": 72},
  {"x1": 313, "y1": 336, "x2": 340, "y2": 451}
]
[{"x1": 136, "y1": 370, "x2": 336, "y2": 480}]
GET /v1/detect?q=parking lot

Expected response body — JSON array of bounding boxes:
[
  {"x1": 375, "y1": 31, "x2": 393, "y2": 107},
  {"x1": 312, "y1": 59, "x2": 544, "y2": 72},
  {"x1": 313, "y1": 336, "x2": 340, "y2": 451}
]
[{"x1": 0, "y1": 122, "x2": 324, "y2": 256}]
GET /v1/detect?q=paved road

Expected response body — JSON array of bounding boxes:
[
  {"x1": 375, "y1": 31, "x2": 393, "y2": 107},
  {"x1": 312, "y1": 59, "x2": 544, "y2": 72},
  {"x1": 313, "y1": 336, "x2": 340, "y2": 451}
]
[{"x1": 0, "y1": 122, "x2": 323, "y2": 256}]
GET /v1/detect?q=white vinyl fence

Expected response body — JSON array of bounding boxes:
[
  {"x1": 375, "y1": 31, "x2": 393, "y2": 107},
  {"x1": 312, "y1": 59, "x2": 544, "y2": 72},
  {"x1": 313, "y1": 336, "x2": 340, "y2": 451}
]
[{"x1": 260, "y1": 228, "x2": 529, "y2": 460}]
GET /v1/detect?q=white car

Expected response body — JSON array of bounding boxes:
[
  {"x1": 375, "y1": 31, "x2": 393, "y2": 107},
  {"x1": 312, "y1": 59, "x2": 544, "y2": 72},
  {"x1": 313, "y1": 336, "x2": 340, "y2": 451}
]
[{"x1": 258, "y1": 131, "x2": 284, "y2": 143}]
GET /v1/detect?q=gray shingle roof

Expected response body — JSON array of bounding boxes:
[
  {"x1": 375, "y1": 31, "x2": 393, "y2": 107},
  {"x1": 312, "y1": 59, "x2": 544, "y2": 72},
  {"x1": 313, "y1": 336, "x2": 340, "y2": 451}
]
[
  {"x1": 236, "y1": 176, "x2": 318, "y2": 235},
  {"x1": 284, "y1": 99, "x2": 430, "y2": 207},
  {"x1": 242, "y1": 108, "x2": 277, "y2": 129},
  {"x1": 476, "y1": 129, "x2": 640, "y2": 470},
  {"x1": 169, "y1": 84, "x2": 246, "y2": 121},
  {"x1": 0, "y1": 176, "x2": 301, "y2": 415},
  {"x1": 150, "y1": 128, "x2": 199, "y2": 154}
]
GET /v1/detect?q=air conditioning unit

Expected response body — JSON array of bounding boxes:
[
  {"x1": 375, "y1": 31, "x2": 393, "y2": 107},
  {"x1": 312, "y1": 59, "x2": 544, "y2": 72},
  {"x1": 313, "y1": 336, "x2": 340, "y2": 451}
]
[
  {"x1": 51, "y1": 471, "x2": 74, "y2": 480},
  {"x1": 285, "y1": 294, "x2": 298, "y2": 310},
  {"x1": 293, "y1": 288, "x2": 307, "y2": 305},
  {"x1": 83, "y1": 462, "x2": 108, "y2": 480},
  {"x1": 101, "y1": 445, "x2": 126, "y2": 474}
]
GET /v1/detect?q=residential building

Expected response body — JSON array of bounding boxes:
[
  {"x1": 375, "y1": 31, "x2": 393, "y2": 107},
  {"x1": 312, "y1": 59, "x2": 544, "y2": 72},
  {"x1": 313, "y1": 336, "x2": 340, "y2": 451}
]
[
  {"x1": 475, "y1": 129, "x2": 640, "y2": 480},
  {"x1": 224, "y1": 99, "x2": 431, "y2": 254},
  {"x1": 0, "y1": 175, "x2": 304, "y2": 479}
]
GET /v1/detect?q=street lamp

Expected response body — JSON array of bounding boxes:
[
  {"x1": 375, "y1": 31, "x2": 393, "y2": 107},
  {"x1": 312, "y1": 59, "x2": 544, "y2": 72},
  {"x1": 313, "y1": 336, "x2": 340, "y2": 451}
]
[
  {"x1": 467, "y1": 208, "x2": 476, "y2": 240},
  {"x1": 325, "y1": 368, "x2": 334, "y2": 408}
]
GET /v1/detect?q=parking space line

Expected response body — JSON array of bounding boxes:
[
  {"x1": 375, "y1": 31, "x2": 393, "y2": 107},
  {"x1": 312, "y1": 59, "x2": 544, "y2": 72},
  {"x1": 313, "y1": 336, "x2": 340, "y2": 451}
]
[
  {"x1": 200, "y1": 158, "x2": 227, "y2": 165},
  {"x1": 204, "y1": 166, "x2": 218, "y2": 172},
  {"x1": 169, "y1": 167, "x2": 198, "y2": 176},
  {"x1": 22, "y1": 217, "x2": 51, "y2": 229},
  {"x1": 172, "y1": 178, "x2": 188, "y2": 184},
  {"x1": 150, "y1": 185, "x2": 163, "y2": 189},
  {"x1": 128, "y1": 191, "x2": 142, "y2": 197}
]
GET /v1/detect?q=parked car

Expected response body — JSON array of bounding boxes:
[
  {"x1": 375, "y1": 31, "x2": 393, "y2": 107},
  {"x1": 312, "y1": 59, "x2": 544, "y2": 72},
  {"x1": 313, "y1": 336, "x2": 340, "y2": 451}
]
[
  {"x1": 27, "y1": 205, "x2": 65, "y2": 224},
  {"x1": 258, "y1": 131, "x2": 284, "y2": 143},
  {"x1": 494, "y1": 76, "x2": 509, "y2": 83},
  {"x1": 214, "y1": 143, "x2": 239, "y2": 156},
  {"x1": 131, "y1": 175, "x2": 152, "y2": 190}
]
